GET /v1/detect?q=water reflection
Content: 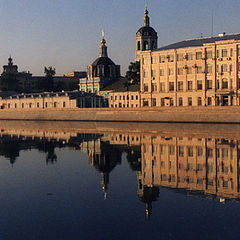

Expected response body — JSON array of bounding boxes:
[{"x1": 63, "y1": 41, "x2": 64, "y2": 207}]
[{"x1": 0, "y1": 121, "x2": 240, "y2": 219}]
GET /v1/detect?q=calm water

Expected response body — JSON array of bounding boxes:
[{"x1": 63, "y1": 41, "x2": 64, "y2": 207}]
[{"x1": 0, "y1": 122, "x2": 240, "y2": 240}]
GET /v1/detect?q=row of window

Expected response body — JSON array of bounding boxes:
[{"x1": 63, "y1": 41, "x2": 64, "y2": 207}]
[
  {"x1": 6, "y1": 102, "x2": 67, "y2": 109},
  {"x1": 148, "y1": 48, "x2": 237, "y2": 64},
  {"x1": 146, "y1": 64, "x2": 237, "y2": 78},
  {"x1": 110, "y1": 103, "x2": 139, "y2": 108},
  {"x1": 143, "y1": 78, "x2": 233, "y2": 92},
  {"x1": 110, "y1": 95, "x2": 139, "y2": 101}
]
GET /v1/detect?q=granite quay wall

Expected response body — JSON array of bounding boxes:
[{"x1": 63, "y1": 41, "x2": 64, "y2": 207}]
[
  {"x1": 1, "y1": 120, "x2": 240, "y2": 139},
  {"x1": 0, "y1": 106, "x2": 240, "y2": 123}
]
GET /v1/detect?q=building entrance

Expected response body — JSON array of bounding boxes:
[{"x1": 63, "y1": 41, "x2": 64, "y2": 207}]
[{"x1": 222, "y1": 96, "x2": 229, "y2": 106}]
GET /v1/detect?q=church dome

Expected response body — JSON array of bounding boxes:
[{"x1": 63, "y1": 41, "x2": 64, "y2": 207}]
[
  {"x1": 136, "y1": 26, "x2": 157, "y2": 37},
  {"x1": 92, "y1": 56, "x2": 115, "y2": 67}
]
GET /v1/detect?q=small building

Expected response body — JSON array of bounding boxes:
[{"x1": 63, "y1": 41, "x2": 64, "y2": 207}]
[{"x1": 0, "y1": 91, "x2": 106, "y2": 109}]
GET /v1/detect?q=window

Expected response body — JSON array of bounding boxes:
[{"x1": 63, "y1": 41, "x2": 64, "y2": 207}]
[
  {"x1": 8, "y1": 103, "x2": 10, "y2": 109},
  {"x1": 169, "y1": 145, "x2": 175, "y2": 155},
  {"x1": 136, "y1": 95, "x2": 138, "y2": 100},
  {"x1": 197, "y1": 147, "x2": 203, "y2": 156},
  {"x1": 177, "y1": 67, "x2": 183, "y2": 75},
  {"x1": 230, "y1": 48, "x2": 233, "y2": 57},
  {"x1": 143, "y1": 100, "x2": 148, "y2": 107},
  {"x1": 222, "y1": 49, "x2": 228, "y2": 57},
  {"x1": 161, "y1": 98, "x2": 165, "y2": 106},
  {"x1": 207, "y1": 148, "x2": 213, "y2": 157},
  {"x1": 45, "y1": 102, "x2": 48, "y2": 108},
  {"x1": 188, "y1": 81, "x2": 193, "y2": 90},
  {"x1": 222, "y1": 78, "x2": 228, "y2": 89},
  {"x1": 160, "y1": 69, "x2": 165, "y2": 76},
  {"x1": 177, "y1": 53, "x2": 184, "y2": 61},
  {"x1": 54, "y1": 102, "x2": 57, "y2": 108},
  {"x1": 119, "y1": 103, "x2": 122, "y2": 108},
  {"x1": 186, "y1": 53, "x2": 193, "y2": 60},
  {"x1": 207, "y1": 79, "x2": 212, "y2": 89},
  {"x1": 159, "y1": 55, "x2": 165, "y2": 63},
  {"x1": 197, "y1": 66, "x2": 202, "y2": 73},
  {"x1": 216, "y1": 50, "x2": 219, "y2": 58},
  {"x1": 152, "y1": 98, "x2": 156, "y2": 107},
  {"x1": 22, "y1": 103, "x2": 24, "y2": 108},
  {"x1": 188, "y1": 147, "x2": 193, "y2": 157},
  {"x1": 170, "y1": 98, "x2": 174, "y2": 106},
  {"x1": 187, "y1": 67, "x2": 192, "y2": 74},
  {"x1": 131, "y1": 96, "x2": 134, "y2": 100},
  {"x1": 206, "y1": 50, "x2": 212, "y2": 59},
  {"x1": 15, "y1": 103, "x2": 17, "y2": 108},
  {"x1": 29, "y1": 103, "x2": 32, "y2": 108},
  {"x1": 169, "y1": 82, "x2": 174, "y2": 91},
  {"x1": 63, "y1": 102, "x2": 66, "y2": 108},
  {"x1": 208, "y1": 97, "x2": 212, "y2": 105},
  {"x1": 178, "y1": 146, "x2": 184, "y2": 157},
  {"x1": 206, "y1": 64, "x2": 212, "y2": 74},
  {"x1": 152, "y1": 83, "x2": 157, "y2": 92},
  {"x1": 197, "y1": 97, "x2": 202, "y2": 106},
  {"x1": 160, "y1": 82, "x2": 165, "y2": 92},
  {"x1": 188, "y1": 97, "x2": 192, "y2": 106},
  {"x1": 196, "y1": 51, "x2": 202, "y2": 60},
  {"x1": 222, "y1": 64, "x2": 228, "y2": 72},
  {"x1": 178, "y1": 81, "x2": 183, "y2": 91},
  {"x1": 168, "y1": 55, "x2": 174, "y2": 62},
  {"x1": 37, "y1": 103, "x2": 39, "y2": 108},
  {"x1": 168, "y1": 68, "x2": 174, "y2": 75},
  {"x1": 123, "y1": 96, "x2": 125, "y2": 100},
  {"x1": 178, "y1": 97, "x2": 183, "y2": 106},
  {"x1": 229, "y1": 64, "x2": 233, "y2": 72},
  {"x1": 197, "y1": 80, "x2": 202, "y2": 90}
]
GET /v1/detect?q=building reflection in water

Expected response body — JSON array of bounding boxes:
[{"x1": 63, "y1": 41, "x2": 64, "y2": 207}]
[{"x1": 0, "y1": 125, "x2": 240, "y2": 218}]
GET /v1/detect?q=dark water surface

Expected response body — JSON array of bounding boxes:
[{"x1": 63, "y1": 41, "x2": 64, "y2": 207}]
[{"x1": 0, "y1": 122, "x2": 239, "y2": 240}]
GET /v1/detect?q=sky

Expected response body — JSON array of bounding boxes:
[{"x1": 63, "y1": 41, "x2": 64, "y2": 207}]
[{"x1": 0, "y1": 0, "x2": 240, "y2": 76}]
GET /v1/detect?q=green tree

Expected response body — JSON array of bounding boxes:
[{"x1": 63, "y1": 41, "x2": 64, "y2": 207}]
[
  {"x1": 125, "y1": 61, "x2": 140, "y2": 85},
  {"x1": 0, "y1": 72, "x2": 18, "y2": 91},
  {"x1": 38, "y1": 66, "x2": 56, "y2": 91}
]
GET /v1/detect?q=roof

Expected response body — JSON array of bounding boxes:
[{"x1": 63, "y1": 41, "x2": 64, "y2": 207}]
[
  {"x1": 154, "y1": 33, "x2": 240, "y2": 51},
  {"x1": 92, "y1": 57, "x2": 115, "y2": 67},
  {"x1": 136, "y1": 26, "x2": 157, "y2": 36},
  {"x1": 101, "y1": 77, "x2": 140, "y2": 92}
]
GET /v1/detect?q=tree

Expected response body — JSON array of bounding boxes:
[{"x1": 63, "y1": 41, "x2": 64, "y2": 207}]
[
  {"x1": 0, "y1": 72, "x2": 18, "y2": 91},
  {"x1": 125, "y1": 61, "x2": 140, "y2": 85},
  {"x1": 38, "y1": 66, "x2": 56, "y2": 91}
]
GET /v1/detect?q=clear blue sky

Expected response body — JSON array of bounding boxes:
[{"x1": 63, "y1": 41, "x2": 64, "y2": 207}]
[{"x1": 0, "y1": 0, "x2": 239, "y2": 76}]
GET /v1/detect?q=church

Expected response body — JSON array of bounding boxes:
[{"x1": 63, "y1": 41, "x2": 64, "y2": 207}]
[{"x1": 79, "y1": 31, "x2": 121, "y2": 95}]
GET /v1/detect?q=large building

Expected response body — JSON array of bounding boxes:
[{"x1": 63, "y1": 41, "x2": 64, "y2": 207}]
[
  {"x1": 140, "y1": 33, "x2": 240, "y2": 107},
  {"x1": 79, "y1": 32, "x2": 120, "y2": 95}
]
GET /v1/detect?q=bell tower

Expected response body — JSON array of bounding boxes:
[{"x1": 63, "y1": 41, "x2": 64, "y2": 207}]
[{"x1": 135, "y1": 2, "x2": 158, "y2": 62}]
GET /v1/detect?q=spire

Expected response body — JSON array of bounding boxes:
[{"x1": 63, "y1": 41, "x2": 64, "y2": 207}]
[
  {"x1": 99, "y1": 30, "x2": 108, "y2": 57},
  {"x1": 144, "y1": 0, "x2": 150, "y2": 27}
]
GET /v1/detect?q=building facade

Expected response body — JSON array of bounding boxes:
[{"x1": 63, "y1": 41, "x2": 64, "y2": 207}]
[
  {"x1": 140, "y1": 34, "x2": 240, "y2": 107},
  {"x1": 0, "y1": 91, "x2": 105, "y2": 109}
]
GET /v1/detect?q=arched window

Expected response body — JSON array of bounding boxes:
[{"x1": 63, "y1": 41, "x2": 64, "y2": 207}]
[
  {"x1": 144, "y1": 41, "x2": 149, "y2": 50},
  {"x1": 137, "y1": 41, "x2": 141, "y2": 51}
]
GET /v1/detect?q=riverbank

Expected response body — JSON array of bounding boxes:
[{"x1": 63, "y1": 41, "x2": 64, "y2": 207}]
[{"x1": 0, "y1": 106, "x2": 240, "y2": 123}]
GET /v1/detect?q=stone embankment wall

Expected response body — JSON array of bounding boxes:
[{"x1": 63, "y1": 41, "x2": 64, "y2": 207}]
[{"x1": 0, "y1": 106, "x2": 240, "y2": 123}]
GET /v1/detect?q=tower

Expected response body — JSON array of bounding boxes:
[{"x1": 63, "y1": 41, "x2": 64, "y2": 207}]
[{"x1": 135, "y1": 2, "x2": 158, "y2": 61}]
